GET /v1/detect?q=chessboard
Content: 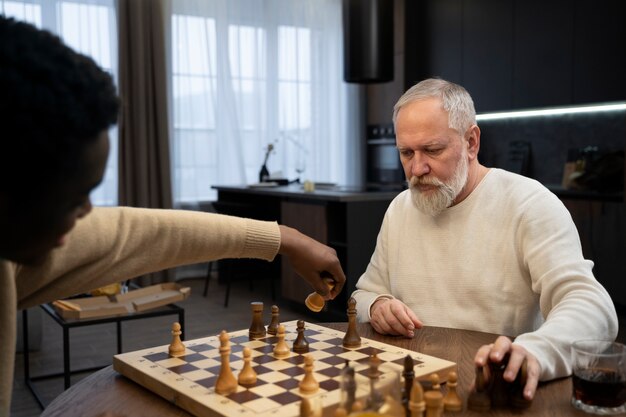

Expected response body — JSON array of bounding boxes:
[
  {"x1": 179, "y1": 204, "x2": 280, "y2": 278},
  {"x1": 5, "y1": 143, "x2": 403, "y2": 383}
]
[{"x1": 113, "y1": 320, "x2": 456, "y2": 417}]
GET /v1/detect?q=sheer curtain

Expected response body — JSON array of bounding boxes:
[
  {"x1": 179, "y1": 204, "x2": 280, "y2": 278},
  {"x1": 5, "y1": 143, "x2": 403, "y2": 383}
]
[
  {"x1": 164, "y1": 0, "x2": 362, "y2": 204},
  {"x1": 1, "y1": 0, "x2": 119, "y2": 206}
]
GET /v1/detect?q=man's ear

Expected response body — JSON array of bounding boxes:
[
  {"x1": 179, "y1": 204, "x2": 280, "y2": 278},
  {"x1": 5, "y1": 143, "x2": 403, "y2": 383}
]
[{"x1": 466, "y1": 124, "x2": 481, "y2": 160}]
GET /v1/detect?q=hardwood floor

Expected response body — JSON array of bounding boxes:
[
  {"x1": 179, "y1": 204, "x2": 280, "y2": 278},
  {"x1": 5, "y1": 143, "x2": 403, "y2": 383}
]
[{"x1": 11, "y1": 276, "x2": 626, "y2": 416}]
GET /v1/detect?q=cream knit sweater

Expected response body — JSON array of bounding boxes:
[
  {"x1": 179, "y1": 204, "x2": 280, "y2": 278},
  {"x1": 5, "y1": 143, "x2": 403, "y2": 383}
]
[
  {"x1": 353, "y1": 168, "x2": 618, "y2": 382},
  {"x1": 0, "y1": 207, "x2": 281, "y2": 416}
]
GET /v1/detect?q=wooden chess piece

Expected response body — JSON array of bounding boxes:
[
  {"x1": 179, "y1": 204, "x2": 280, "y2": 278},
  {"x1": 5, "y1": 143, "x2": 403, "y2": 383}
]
[
  {"x1": 429, "y1": 373, "x2": 441, "y2": 391},
  {"x1": 305, "y1": 277, "x2": 334, "y2": 312},
  {"x1": 350, "y1": 400, "x2": 364, "y2": 413},
  {"x1": 366, "y1": 353, "x2": 383, "y2": 411},
  {"x1": 300, "y1": 397, "x2": 313, "y2": 417},
  {"x1": 409, "y1": 378, "x2": 426, "y2": 417},
  {"x1": 443, "y1": 371, "x2": 462, "y2": 412},
  {"x1": 333, "y1": 406, "x2": 348, "y2": 417},
  {"x1": 340, "y1": 361, "x2": 356, "y2": 412},
  {"x1": 293, "y1": 320, "x2": 310, "y2": 353},
  {"x1": 467, "y1": 365, "x2": 491, "y2": 412},
  {"x1": 489, "y1": 356, "x2": 510, "y2": 407},
  {"x1": 267, "y1": 305, "x2": 280, "y2": 335},
  {"x1": 299, "y1": 354, "x2": 319, "y2": 394},
  {"x1": 424, "y1": 390, "x2": 444, "y2": 417},
  {"x1": 168, "y1": 322, "x2": 185, "y2": 356},
  {"x1": 215, "y1": 330, "x2": 238, "y2": 395},
  {"x1": 342, "y1": 297, "x2": 361, "y2": 348},
  {"x1": 509, "y1": 358, "x2": 532, "y2": 409},
  {"x1": 403, "y1": 355, "x2": 415, "y2": 416},
  {"x1": 273, "y1": 324, "x2": 290, "y2": 358},
  {"x1": 249, "y1": 301, "x2": 266, "y2": 339},
  {"x1": 238, "y1": 346, "x2": 257, "y2": 385}
]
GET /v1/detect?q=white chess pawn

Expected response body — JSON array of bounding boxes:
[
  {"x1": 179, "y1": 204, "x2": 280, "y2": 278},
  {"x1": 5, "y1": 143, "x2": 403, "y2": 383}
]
[
  {"x1": 273, "y1": 324, "x2": 290, "y2": 358},
  {"x1": 238, "y1": 346, "x2": 257, "y2": 385},
  {"x1": 168, "y1": 322, "x2": 185, "y2": 356},
  {"x1": 299, "y1": 354, "x2": 319, "y2": 394}
]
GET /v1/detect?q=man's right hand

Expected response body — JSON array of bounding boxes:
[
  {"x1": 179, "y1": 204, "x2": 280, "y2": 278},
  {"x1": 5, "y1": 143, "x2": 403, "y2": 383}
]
[{"x1": 370, "y1": 298, "x2": 422, "y2": 338}]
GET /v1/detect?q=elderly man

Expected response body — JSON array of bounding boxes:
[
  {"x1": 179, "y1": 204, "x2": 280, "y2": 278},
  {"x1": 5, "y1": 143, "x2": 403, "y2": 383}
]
[{"x1": 352, "y1": 78, "x2": 617, "y2": 401}]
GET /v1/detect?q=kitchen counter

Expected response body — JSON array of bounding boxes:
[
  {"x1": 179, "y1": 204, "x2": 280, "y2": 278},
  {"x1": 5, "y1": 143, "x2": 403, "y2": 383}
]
[{"x1": 212, "y1": 183, "x2": 403, "y2": 202}]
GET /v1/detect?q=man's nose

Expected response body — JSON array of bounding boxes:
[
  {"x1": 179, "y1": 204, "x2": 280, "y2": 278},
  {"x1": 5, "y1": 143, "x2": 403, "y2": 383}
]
[{"x1": 410, "y1": 153, "x2": 430, "y2": 177}]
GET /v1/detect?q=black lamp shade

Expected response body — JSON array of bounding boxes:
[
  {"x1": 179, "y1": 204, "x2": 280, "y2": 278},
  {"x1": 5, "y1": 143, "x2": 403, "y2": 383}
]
[{"x1": 343, "y1": 0, "x2": 394, "y2": 83}]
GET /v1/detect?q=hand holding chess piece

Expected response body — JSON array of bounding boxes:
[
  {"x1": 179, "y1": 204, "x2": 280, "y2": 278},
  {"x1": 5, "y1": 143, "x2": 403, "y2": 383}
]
[{"x1": 305, "y1": 277, "x2": 335, "y2": 312}]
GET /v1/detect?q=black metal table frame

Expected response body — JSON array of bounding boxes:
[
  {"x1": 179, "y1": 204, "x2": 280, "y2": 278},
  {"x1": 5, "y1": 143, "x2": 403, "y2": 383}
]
[{"x1": 22, "y1": 302, "x2": 184, "y2": 409}]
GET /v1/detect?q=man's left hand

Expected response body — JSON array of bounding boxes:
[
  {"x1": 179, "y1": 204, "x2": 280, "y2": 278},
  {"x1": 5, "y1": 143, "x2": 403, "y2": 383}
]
[{"x1": 474, "y1": 336, "x2": 541, "y2": 400}]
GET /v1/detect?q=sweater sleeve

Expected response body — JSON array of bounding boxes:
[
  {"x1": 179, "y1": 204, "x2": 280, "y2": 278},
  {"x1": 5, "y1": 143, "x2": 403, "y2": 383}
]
[
  {"x1": 512, "y1": 191, "x2": 618, "y2": 381},
  {"x1": 16, "y1": 207, "x2": 281, "y2": 309},
  {"x1": 352, "y1": 207, "x2": 394, "y2": 323}
]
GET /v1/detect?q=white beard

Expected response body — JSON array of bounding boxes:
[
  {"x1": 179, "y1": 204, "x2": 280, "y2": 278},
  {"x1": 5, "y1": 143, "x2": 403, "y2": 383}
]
[{"x1": 409, "y1": 148, "x2": 469, "y2": 216}]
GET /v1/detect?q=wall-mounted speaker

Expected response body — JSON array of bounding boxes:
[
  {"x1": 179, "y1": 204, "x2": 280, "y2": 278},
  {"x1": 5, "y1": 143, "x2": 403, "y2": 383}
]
[{"x1": 343, "y1": 0, "x2": 394, "y2": 84}]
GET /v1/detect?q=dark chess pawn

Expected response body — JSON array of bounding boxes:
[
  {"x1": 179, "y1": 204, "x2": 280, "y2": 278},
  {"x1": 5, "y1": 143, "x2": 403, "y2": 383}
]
[
  {"x1": 267, "y1": 305, "x2": 280, "y2": 335},
  {"x1": 293, "y1": 320, "x2": 310, "y2": 353},
  {"x1": 402, "y1": 355, "x2": 415, "y2": 416}
]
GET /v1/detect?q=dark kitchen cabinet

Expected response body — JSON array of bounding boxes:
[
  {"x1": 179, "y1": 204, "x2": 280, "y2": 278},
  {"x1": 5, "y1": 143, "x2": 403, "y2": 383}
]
[{"x1": 405, "y1": 0, "x2": 626, "y2": 112}]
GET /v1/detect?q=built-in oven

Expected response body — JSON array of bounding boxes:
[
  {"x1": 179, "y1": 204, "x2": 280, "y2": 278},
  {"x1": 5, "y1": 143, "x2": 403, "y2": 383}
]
[{"x1": 366, "y1": 123, "x2": 405, "y2": 187}]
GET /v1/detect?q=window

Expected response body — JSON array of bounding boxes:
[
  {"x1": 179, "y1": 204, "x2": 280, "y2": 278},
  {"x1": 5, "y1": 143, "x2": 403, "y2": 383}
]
[
  {"x1": 1, "y1": 0, "x2": 118, "y2": 205},
  {"x1": 168, "y1": 0, "x2": 354, "y2": 203}
]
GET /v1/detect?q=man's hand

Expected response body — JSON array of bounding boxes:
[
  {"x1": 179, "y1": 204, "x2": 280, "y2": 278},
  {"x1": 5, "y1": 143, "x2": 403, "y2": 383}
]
[
  {"x1": 278, "y1": 225, "x2": 346, "y2": 299},
  {"x1": 370, "y1": 298, "x2": 422, "y2": 338},
  {"x1": 474, "y1": 336, "x2": 541, "y2": 400}
]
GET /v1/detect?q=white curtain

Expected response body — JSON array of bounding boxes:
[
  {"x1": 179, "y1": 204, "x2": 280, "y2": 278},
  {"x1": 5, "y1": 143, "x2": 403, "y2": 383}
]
[
  {"x1": 164, "y1": 0, "x2": 362, "y2": 203},
  {"x1": 1, "y1": 0, "x2": 119, "y2": 206}
]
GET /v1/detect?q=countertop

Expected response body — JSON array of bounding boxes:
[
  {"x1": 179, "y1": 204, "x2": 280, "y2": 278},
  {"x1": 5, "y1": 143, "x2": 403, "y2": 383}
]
[{"x1": 212, "y1": 183, "x2": 404, "y2": 202}]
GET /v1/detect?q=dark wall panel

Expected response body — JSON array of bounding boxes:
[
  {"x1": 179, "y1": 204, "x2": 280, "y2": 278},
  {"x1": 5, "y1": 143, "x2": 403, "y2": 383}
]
[
  {"x1": 513, "y1": 0, "x2": 574, "y2": 108},
  {"x1": 463, "y1": 0, "x2": 514, "y2": 112},
  {"x1": 573, "y1": 0, "x2": 626, "y2": 104}
]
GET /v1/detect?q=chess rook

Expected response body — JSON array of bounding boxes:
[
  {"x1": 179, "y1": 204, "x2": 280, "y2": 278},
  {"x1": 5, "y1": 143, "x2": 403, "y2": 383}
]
[{"x1": 249, "y1": 301, "x2": 266, "y2": 339}]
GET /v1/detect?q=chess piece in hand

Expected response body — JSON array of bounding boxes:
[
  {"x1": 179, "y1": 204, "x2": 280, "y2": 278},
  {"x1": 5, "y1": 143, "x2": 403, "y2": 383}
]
[
  {"x1": 278, "y1": 224, "x2": 345, "y2": 299},
  {"x1": 473, "y1": 335, "x2": 540, "y2": 402},
  {"x1": 305, "y1": 277, "x2": 335, "y2": 312}
]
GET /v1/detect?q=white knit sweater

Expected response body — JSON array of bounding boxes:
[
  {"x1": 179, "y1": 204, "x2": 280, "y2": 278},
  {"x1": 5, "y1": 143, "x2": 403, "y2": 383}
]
[{"x1": 352, "y1": 168, "x2": 618, "y2": 381}]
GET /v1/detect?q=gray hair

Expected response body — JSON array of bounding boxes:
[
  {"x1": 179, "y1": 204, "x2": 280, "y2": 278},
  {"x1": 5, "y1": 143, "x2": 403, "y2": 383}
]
[{"x1": 392, "y1": 78, "x2": 476, "y2": 135}]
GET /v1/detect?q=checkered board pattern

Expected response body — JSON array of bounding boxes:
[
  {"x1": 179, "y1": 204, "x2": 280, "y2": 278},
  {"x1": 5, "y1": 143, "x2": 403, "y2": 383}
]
[{"x1": 113, "y1": 320, "x2": 456, "y2": 417}]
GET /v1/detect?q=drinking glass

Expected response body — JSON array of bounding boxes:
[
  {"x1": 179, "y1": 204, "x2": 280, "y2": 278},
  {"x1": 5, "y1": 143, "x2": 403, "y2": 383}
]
[{"x1": 571, "y1": 340, "x2": 626, "y2": 415}]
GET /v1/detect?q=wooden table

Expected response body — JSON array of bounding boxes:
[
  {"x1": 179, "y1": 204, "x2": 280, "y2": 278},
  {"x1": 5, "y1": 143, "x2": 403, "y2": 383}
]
[{"x1": 41, "y1": 323, "x2": 586, "y2": 417}]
